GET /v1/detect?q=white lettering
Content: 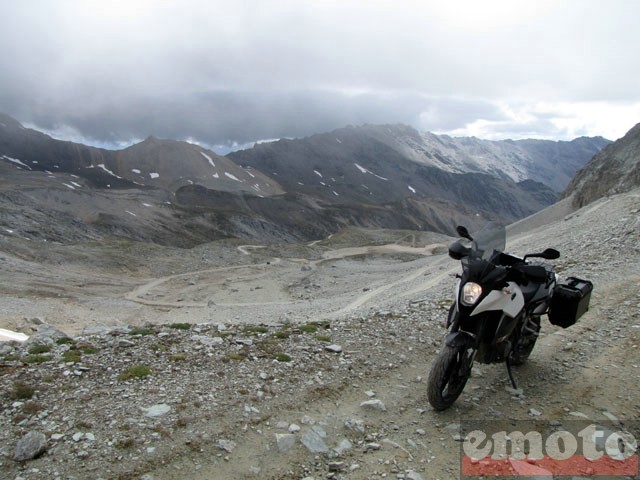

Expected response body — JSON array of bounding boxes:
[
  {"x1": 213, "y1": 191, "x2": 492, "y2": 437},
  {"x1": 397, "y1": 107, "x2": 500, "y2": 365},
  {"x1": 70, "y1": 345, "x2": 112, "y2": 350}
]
[
  {"x1": 546, "y1": 431, "x2": 578, "y2": 461},
  {"x1": 578, "y1": 425, "x2": 604, "y2": 461},
  {"x1": 463, "y1": 430, "x2": 492, "y2": 460}
]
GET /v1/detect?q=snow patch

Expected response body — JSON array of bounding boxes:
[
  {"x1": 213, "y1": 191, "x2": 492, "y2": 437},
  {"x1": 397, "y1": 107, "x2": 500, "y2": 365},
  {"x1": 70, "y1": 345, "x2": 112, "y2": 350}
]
[
  {"x1": 0, "y1": 328, "x2": 28, "y2": 343},
  {"x1": 97, "y1": 164, "x2": 122, "y2": 179},
  {"x1": 143, "y1": 203, "x2": 153, "y2": 207},
  {"x1": 149, "y1": 172, "x2": 160, "y2": 179},
  {"x1": 212, "y1": 173, "x2": 219, "y2": 179},
  {"x1": 313, "y1": 169, "x2": 323, "y2": 178},
  {"x1": 2, "y1": 155, "x2": 31, "y2": 170},
  {"x1": 62, "y1": 183, "x2": 76, "y2": 190},
  {"x1": 200, "y1": 151, "x2": 216, "y2": 168},
  {"x1": 354, "y1": 163, "x2": 388, "y2": 181},
  {"x1": 225, "y1": 172, "x2": 241, "y2": 182},
  {"x1": 408, "y1": 185, "x2": 416, "y2": 193},
  {"x1": 132, "y1": 168, "x2": 141, "y2": 174},
  {"x1": 336, "y1": 138, "x2": 342, "y2": 144},
  {"x1": 125, "y1": 210, "x2": 137, "y2": 217},
  {"x1": 71, "y1": 181, "x2": 82, "y2": 188},
  {"x1": 333, "y1": 191, "x2": 339, "y2": 196}
]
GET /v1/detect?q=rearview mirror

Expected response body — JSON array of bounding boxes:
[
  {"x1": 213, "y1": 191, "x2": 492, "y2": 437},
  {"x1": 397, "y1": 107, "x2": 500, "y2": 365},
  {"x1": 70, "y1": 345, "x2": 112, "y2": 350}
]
[
  {"x1": 541, "y1": 248, "x2": 560, "y2": 260},
  {"x1": 456, "y1": 225, "x2": 473, "y2": 241},
  {"x1": 523, "y1": 248, "x2": 560, "y2": 262}
]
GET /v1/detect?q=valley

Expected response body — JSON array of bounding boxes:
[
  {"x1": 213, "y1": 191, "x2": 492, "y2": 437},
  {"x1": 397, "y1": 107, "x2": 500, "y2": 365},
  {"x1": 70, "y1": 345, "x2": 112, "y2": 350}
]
[{"x1": 1, "y1": 189, "x2": 639, "y2": 479}]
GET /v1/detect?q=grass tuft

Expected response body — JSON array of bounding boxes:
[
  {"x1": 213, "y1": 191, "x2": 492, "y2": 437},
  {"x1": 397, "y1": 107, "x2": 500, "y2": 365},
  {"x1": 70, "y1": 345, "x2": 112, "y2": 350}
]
[
  {"x1": 11, "y1": 381, "x2": 36, "y2": 400},
  {"x1": 169, "y1": 323, "x2": 191, "y2": 330},
  {"x1": 118, "y1": 365, "x2": 151, "y2": 381}
]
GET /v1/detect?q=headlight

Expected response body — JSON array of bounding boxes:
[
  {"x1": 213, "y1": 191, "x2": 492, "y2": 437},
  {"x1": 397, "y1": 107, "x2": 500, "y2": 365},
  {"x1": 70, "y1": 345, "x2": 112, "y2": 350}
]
[{"x1": 461, "y1": 282, "x2": 482, "y2": 306}]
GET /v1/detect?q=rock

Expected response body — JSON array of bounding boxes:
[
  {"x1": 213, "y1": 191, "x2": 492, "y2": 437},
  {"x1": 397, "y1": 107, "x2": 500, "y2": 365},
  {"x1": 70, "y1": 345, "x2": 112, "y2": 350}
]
[
  {"x1": 334, "y1": 438, "x2": 353, "y2": 455},
  {"x1": 505, "y1": 386, "x2": 524, "y2": 396},
  {"x1": 569, "y1": 411, "x2": 590, "y2": 419},
  {"x1": 288, "y1": 423, "x2": 301, "y2": 433},
  {"x1": 301, "y1": 429, "x2": 329, "y2": 454},
  {"x1": 275, "y1": 433, "x2": 296, "y2": 453},
  {"x1": 602, "y1": 411, "x2": 622, "y2": 426},
  {"x1": 344, "y1": 418, "x2": 365, "y2": 434},
  {"x1": 142, "y1": 404, "x2": 171, "y2": 418},
  {"x1": 529, "y1": 408, "x2": 542, "y2": 417},
  {"x1": 13, "y1": 431, "x2": 47, "y2": 462},
  {"x1": 25, "y1": 324, "x2": 68, "y2": 345},
  {"x1": 217, "y1": 439, "x2": 237, "y2": 453},
  {"x1": 328, "y1": 461, "x2": 346, "y2": 472},
  {"x1": 406, "y1": 471, "x2": 425, "y2": 480},
  {"x1": 360, "y1": 399, "x2": 386, "y2": 411},
  {"x1": 325, "y1": 344, "x2": 343, "y2": 353}
]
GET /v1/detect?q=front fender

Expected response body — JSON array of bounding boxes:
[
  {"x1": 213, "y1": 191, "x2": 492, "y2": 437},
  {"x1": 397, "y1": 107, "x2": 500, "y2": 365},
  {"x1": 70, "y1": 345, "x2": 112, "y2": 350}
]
[{"x1": 444, "y1": 331, "x2": 476, "y2": 349}]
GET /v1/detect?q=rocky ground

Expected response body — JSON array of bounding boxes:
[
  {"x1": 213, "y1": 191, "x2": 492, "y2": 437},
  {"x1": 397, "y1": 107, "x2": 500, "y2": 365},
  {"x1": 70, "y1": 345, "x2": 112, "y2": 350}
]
[{"x1": 0, "y1": 189, "x2": 639, "y2": 480}]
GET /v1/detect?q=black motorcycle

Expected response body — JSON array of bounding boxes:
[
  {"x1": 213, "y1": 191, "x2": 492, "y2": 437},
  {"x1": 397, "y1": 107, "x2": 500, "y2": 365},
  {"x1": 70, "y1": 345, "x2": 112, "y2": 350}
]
[{"x1": 427, "y1": 223, "x2": 564, "y2": 411}]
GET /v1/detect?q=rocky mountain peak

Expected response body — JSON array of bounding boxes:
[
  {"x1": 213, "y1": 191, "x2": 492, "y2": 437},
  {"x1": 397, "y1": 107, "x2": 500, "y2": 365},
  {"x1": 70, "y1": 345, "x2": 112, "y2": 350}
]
[{"x1": 563, "y1": 122, "x2": 640, "y2": 207}]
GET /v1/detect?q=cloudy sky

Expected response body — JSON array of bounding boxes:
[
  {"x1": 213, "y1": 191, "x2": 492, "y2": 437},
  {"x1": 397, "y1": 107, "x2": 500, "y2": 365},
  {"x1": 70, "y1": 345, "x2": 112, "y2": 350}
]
[{"x1": 1, "y1": 0, "x2": 639, "y2": 153}]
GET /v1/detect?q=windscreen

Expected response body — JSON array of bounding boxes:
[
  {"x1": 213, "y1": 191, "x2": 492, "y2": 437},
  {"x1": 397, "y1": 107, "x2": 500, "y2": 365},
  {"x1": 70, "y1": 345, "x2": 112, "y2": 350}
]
[{"x1": 472, "y1": 222, "x2": 506, "y2": 260}]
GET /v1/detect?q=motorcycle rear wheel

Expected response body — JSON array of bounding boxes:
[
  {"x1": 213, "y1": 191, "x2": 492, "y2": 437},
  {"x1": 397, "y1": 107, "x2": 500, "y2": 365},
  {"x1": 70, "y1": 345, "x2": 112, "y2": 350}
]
[{"x1": 427, "y1": 345, "x2": 472, "y2": 411}]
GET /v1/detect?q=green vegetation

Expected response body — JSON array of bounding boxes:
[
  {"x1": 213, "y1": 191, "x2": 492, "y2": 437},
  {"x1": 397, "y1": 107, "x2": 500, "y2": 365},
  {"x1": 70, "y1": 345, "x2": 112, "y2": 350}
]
[
  {"x1": 118, "y1": 365, "x2": 152, "y2": 381},
  {"x1": 55, "y1": 337, "x2": 76, "y2": 345},
  {"x1": 28, "y1": 344, "x2": 52, "y2": 354},
  {"x1": 24, "y1": 354, "x2": 52, "y2": 364},
  {"x1": 315, "y1": 335, "x2": 331, "y2": 342},
  {"x1": 169, "y1": 323, "x2": 191, "y2": 330},
  {"x1": 62, "y1": 350, "x2": 82, "y2": 363},
  {"x1": 275, "y1": 353, "x2": 292, "y2": 362},
  {"x1": 242, "y1": 325, "x2": 269, "y2": 334},
  {"x1": 169, "y1": 353, "x2": 186, "y2": 361},
  {"x1": 129, "y1": 327, "x2": 155, "y2": 336},
  {"x1": 300, "y1": 322, "x2": 318, "y2": 334},
  {"x1": 11, "y1": 381, "x2": 35, "y2": 400},
  {"x1": 226, "y1": 353, "x2": 247, "y2": 361}
]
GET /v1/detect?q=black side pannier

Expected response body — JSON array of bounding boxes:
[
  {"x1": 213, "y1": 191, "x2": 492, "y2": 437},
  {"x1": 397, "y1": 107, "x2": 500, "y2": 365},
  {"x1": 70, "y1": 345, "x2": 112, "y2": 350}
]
[{"x1": 548, "y1": 277, "x2": 593, "y2": 328}]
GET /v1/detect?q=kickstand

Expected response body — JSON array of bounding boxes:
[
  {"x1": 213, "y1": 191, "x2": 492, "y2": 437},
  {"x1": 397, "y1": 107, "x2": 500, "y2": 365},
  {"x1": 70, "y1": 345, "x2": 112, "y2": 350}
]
[{"x1": 506, "y1": 356, "x2": 518, "y2": 390}]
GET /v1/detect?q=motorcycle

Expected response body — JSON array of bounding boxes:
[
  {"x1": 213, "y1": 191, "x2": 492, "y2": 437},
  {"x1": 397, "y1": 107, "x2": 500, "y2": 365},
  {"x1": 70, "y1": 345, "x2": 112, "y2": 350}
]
[{"x1": 427, "y1": 222, "x2": 561, "y2": 411}]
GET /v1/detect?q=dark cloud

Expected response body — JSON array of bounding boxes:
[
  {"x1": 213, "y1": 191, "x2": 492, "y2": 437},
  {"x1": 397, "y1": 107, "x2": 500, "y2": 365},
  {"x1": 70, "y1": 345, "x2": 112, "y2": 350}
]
[{"x1": 1, "y1": 1, "x2": 639, "y2": 150}]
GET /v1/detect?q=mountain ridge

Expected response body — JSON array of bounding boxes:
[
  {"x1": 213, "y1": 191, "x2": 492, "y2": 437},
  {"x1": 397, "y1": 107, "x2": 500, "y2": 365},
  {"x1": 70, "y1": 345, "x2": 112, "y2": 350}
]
[
  {"x1": 0, "y1": 113, "x2": 613, "y2": 246},
  {"x1": 563, "y1": 122, "x2": 640, "y2": 207}
]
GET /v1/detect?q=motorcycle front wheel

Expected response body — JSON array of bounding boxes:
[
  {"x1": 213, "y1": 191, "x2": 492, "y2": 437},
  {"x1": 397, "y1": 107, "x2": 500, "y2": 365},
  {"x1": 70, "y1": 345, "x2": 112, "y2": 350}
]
[{"x1": 427, "y1": 344, "x2": 472, "y2": 411}]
